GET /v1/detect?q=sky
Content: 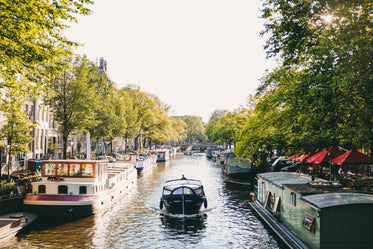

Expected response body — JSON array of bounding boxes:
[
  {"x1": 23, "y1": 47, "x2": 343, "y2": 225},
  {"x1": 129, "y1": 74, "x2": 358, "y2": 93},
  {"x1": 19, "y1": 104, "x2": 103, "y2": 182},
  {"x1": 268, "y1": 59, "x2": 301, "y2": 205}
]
[{"x1": 65, "y1": 0, "x2": 275, "y2": 122}]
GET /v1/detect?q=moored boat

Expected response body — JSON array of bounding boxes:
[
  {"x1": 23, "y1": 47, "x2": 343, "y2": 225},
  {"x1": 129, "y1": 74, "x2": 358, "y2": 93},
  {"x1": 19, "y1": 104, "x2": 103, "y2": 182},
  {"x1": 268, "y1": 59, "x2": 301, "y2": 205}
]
[
  {"x1": 156, "y1": 149, "x2": 170, "y2": 162},
  {"x1": 221, "y1": 152, "x2": 259, "y2": 187},
  {"x1": 136, "y1": 153, "x2": 157, "y2": 173},
  {"x1": 24, "y1": 160, "x2": 137, "y2": 219},
  {"x1": 159, "y1": 178, "x2": 207, "y2": 215},
  {"x1": 249, "y1": 172, "x2": 373, "y2": 249},
  {"x1": 0, "y1": 212, "x2": 37, "y2": 245}
]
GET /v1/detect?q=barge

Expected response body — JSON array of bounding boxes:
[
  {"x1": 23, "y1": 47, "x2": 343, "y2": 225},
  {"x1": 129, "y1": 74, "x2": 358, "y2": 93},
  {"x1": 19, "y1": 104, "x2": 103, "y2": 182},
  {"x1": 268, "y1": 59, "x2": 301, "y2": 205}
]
[
  {"x1": 24, "y1": 160, "x2": 137, "y2": 219},
  {"x1": 250, "y1": 172, "x2": 373, "y2": 249}
]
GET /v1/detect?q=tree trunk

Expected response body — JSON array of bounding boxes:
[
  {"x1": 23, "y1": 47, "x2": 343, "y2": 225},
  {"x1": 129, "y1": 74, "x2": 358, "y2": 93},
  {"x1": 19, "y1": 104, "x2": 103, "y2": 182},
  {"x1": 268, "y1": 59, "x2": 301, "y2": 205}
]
[
  {"x1": 63, "y1": 135, "x2": 68, "y2": 159},
  {"x1": 7, "y1": 149, "x2": 12, "y2": 181}
]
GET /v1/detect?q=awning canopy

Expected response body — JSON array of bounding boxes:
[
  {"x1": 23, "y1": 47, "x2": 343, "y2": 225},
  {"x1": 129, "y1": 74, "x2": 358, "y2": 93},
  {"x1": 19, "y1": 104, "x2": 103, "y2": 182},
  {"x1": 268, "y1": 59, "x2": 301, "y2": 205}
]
[
  {"x1": 294, "y1": 154, "x2": 308, "y2": 162},
  {"x1": 332, "y1": 150, "x2": 372, "y2": 165},
  {"x1": 306, "y1": 146, "x2": 345, "y2": 165}
]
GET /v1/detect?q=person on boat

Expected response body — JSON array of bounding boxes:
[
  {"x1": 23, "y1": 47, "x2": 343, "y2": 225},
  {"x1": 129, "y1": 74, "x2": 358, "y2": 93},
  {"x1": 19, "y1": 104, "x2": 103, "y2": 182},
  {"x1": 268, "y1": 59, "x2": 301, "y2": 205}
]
[{"x1": 181, "y1": 174, "x2": 187, "y2": 180}]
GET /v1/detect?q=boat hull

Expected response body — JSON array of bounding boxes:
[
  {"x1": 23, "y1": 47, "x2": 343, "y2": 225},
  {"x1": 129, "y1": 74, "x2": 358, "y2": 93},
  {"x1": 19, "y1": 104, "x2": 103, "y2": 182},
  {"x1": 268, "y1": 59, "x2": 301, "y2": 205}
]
[{"x1": 161, "y1": 195, "x2": 205, "y2": 215}]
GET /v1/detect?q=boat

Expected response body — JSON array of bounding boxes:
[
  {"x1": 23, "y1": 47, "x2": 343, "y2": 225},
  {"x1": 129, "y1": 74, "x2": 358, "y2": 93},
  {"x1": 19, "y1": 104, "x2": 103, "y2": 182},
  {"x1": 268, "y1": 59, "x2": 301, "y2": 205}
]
[
  {"x1": 0, "y1": 212, "x2": 37, "y2": 245},
  {"x1": 23, "y1": 160, "x2": 137, "y2": 219},
  {"x1": 205, "y1": 146, "x2": 219, "y2": 159},
  {"x1": 184, "y1": 151, "x2": 194, "y2": 156},
  {"x1": 156, "y1": 149, "x2": 170, "y2": 162},
  {"x1": 136, "y1": 153, "x2": 157, "y2": 173},
  {"x1": 159, "y1": 178, "x2": 207, "y2": 215},
  {"x1": 249, "y1": 172, "x2": 373, "y2": 249},
  {"x1": 221, "y1": 152, "x2": 260, "y2": 187}
]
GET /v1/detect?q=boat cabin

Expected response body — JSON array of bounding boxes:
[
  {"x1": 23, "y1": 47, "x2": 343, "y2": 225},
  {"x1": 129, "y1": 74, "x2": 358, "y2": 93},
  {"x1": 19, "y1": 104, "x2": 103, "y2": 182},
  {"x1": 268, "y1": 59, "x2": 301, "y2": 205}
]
[
  {"x1": 256, "y1": 172, "x2": 373, "y2": 249},
  {"x1": 31, "y1": 160, "x2": 110, "y2": 196},
  {"x1": 162, "y1": 179, "x2": 204, "y2": 196},
  {"x1": 156, "y1": 150, "x2": 170, "y2": 162}
]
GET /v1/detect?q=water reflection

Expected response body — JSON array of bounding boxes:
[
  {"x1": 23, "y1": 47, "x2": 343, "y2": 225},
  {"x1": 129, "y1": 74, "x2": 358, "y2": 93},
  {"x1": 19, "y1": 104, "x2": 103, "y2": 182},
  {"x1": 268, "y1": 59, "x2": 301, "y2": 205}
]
[{"x1": 160, "y1": 214, "x2": 207, "y2": 241}]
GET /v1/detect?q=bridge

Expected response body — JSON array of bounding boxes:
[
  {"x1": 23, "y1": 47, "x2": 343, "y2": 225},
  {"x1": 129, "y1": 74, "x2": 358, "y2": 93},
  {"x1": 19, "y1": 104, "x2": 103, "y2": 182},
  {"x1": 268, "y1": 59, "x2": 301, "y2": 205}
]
[{"x1": 174, "y1": 144, "x2": 213, "y2": 153}]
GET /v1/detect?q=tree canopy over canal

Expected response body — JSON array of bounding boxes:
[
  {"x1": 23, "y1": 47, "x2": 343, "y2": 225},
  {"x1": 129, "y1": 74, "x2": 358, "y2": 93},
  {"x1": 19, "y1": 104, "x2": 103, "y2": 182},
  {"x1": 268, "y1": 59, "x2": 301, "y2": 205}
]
[
  {"x1": 206, "y1": 0, "x2": 373, "y2": 161},
  {"x1": 1, "y1": 0, "x2": 372, "y2": 162}
]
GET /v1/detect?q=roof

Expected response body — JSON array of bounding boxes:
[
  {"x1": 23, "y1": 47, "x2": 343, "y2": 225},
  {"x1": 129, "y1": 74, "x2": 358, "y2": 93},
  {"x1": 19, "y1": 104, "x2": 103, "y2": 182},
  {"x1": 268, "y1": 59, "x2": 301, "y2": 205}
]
[
  {"x1": 163, "y1": 179, "x2": 203, "y2": 189},
  {"x1": 301, "y1": 193, "x2": 373, "y2": 210},
  {"x1": 257, "y1": 172, "x2": 312, "y2": 188}
]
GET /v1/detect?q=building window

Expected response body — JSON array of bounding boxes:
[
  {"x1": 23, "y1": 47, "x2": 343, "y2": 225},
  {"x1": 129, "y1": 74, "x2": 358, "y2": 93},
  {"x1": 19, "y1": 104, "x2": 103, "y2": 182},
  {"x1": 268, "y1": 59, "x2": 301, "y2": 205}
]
[
  {"x1": 58, "y1": 185, "x2": 68, "y2": 194},
  {"x1": 79, "y1": 186, "x2": 87, "y2": 194},
  {"x1": 38, "y1": 185, "x2": 46, "y2": 194}
]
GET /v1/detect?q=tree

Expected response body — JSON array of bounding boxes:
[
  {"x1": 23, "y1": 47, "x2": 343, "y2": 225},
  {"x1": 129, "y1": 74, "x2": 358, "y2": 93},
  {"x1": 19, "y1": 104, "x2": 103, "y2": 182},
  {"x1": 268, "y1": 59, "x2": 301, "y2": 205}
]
[
  {"x1": 183, "y1": 116, "x2": 207, "y2": 143},
  {"x1": 0, "y1": 83, "x2": 36, "y2": 180},
  {"x1": 258, "y1": 0, "x2": 373, "y2": 153},
  {"x1": 46, "y1": 56, "x2": 99, "y2": 159},
  {"x1": 205, "y1": 110, "x2": 227, "y2": 142},
  {"x1": 0, "y1": 0, "x2": 93, "y2": 102}
]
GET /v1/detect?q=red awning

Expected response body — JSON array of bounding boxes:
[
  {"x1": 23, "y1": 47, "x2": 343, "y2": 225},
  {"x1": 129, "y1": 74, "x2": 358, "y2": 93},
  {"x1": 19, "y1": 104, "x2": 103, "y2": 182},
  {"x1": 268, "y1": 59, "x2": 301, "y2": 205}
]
[
  {"x1": 294, "y1": 154, "x2": 308, "y2": 162},
  {"x1": 306, "y1": 147, "x2": 345, "y2": 165},
  {"x1": 287, "y1": 155, "x2": 297, "y2": 161},
  {"x1": 332, "y1": 150, "x2": 372, "y2": 165}
]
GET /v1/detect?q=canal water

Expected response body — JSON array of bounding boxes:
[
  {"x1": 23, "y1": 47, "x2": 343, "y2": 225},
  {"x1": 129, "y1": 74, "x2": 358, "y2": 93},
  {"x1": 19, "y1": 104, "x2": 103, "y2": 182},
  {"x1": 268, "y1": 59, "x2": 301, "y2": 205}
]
[{"x1": 4, "y1": 154, "x2": 287, "y2": 249}]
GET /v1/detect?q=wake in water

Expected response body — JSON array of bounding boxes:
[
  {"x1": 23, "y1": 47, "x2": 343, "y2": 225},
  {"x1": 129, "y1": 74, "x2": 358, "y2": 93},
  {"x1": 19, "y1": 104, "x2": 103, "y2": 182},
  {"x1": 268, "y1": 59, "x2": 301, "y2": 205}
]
[{"x1": 149, "y1": 205, "x2": 214, "y2": 218}]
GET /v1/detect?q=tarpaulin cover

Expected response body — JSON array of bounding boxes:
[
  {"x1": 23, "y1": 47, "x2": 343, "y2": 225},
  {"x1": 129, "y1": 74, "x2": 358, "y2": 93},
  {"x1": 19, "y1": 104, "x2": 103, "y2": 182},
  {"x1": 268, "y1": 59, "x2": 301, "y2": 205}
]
[{"x1": 332, "y1": 150, "x2": 372, "y2": 165}]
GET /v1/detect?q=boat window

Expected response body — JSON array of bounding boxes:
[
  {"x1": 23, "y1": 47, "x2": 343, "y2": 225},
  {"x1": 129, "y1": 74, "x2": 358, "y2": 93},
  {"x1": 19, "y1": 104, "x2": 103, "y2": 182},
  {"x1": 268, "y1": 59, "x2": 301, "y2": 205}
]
[
  {"x1": 79, "y1": 186, "x2": 87, "y2": 194},
  {"x1": 195, "y1": 188, "x2": 202, "y2": 195},
  {"x1": 184, "y1": 188, "x2": 192, "y2": 195},
  {"x1": 38, "y1": 185, "x2": 46, "y2": 194},
  {"x1": 69, "y1": 163, "x2": 81, "y2": 176},
  {"x1": 172, "y1": 188, "x2": 183, "y2": 195},
  {"x1": 82, "y1": 163, "x2": 93, "y2": 176},
  {"x1": 44, "y1": 163, "x2": 56, "y2": 176},
  {"x1": 58, "y1": 185, "x2": 68, "y2": 194},
  {"x1": 291, "y1": 192, "x2": 296, "y2": 206},
  {"x1": 56, "y1": 163, "x2": 68, "y2": 176},
  {"x1": 302, "y1": 214, "x2": 315, "y2": 232},
  {"x1": 163, "y1": 189, "x2": 172, "y2": 195}
]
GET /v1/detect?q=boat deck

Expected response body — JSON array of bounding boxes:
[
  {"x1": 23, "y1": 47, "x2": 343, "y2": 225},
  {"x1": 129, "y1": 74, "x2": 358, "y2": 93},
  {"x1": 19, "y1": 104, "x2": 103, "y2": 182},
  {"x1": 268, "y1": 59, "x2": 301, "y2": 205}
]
[{"x1": 248, "y1": 200, "x2": 310, "y2": 249}]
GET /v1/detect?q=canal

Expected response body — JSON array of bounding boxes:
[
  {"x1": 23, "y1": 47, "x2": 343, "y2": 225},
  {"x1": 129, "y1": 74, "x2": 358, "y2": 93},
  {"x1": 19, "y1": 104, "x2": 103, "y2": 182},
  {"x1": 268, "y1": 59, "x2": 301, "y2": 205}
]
[{"x1": 6, "y1": 154, "x2": 287, "y2": 249}]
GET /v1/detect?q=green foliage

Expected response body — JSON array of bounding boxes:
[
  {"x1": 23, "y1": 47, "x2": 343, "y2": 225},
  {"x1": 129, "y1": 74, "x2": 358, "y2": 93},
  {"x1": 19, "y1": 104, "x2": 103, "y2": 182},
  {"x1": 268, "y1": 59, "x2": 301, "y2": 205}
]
[
  {"x1": 183, "y1": 116, "x2": 207, "y2": 143},
  {"x1": 0, "y1": 79, "x2": 36, "y2": 167},
  {"x1": 0, "y1": 0, "x2": 93, "y2": 102},
  {"x1": 46, "y1": 55, "x2": 100, "y2": 158},
  {"x1": 236, "y1": 0, "x2": 373, "y2": 159}
]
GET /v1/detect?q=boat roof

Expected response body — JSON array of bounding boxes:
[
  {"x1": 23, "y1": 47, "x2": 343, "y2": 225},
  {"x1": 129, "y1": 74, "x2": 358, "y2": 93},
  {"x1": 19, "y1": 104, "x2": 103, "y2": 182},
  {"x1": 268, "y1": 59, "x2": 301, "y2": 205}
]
[
  {"x1": 163, "y1": 179, "x2": 203, "y2": 189},
  {"x1": 301, "y1": 193, "x2": 373, "y2": 210},
  {"x1": 257, "y1": 172, "x2": 313, "y2": 188}
]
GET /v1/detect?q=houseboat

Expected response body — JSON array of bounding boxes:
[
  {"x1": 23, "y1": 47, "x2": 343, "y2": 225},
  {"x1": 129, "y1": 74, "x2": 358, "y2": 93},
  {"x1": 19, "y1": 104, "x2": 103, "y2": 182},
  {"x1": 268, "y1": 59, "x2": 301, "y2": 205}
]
[
  {"x1": 136, "y1": 153, "x2": 157, "y2": 173},
  {"x1": 159, "y1": 178, "x2": 207, "y2": 215},
  {"x1": 205, "y1": 146, "x2": 219, "y2": 160},
  {"x1": 24, "y1": 160, "x2": 137, "y2": 219},
  {"x1": 221, "y1": 152, "x2": 260, "y2": 187},
  {"x1": 250, "y1": 172, "x2": 373, "y2": 249},
  {"x1": 156, "y1": 149, "x2": 170, "y2": 162}
]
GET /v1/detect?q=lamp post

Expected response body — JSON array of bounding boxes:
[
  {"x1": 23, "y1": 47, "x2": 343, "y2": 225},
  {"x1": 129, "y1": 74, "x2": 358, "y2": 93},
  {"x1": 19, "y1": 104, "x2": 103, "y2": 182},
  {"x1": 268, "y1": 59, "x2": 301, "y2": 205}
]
[{"x1": 328, "y1": 151, "x2": 334, "y2": 181}]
